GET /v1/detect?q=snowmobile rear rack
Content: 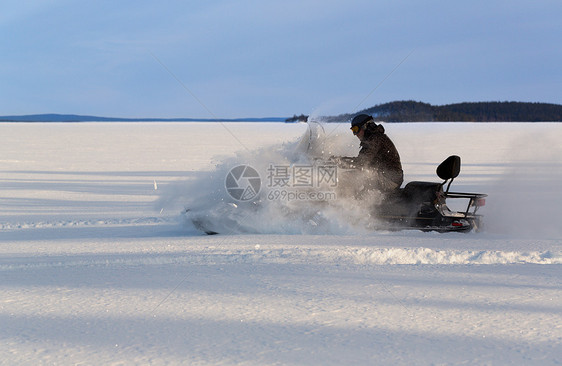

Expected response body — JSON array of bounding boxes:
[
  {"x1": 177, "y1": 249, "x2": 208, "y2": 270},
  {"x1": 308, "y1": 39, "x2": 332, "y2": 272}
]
[{"x1": 444, "y1": 191, "x2": 487, "y2": 216}]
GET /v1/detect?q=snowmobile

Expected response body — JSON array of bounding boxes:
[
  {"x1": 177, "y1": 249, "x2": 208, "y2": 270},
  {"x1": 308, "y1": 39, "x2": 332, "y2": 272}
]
[
  {"x1": 301, "y1": 122, "x2": 487, "y2": 233},
  {"x1": 371, "y1": 155, "x2": 487, "y2": 232},
  {"x1": 185, "y1": 123, "x2": 487, "y2": 234}
]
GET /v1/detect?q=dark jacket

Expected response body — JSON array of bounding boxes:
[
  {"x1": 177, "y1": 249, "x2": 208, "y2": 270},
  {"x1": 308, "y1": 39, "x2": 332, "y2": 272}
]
[{"x1": 339, "y1": 122, "x2": 404, "y2": 190}]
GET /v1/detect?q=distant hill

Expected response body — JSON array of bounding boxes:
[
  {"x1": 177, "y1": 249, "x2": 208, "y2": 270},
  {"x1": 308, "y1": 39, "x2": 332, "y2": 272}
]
[
  {"x1": 320, "y1": 101, "x2": 562, "y2": 122},
  {"x1": 0, "y1": 114, "x2": 287, "y2": 123},
  {"x1": 4, "y1": 101, "x2": 562, "y2": 123}
]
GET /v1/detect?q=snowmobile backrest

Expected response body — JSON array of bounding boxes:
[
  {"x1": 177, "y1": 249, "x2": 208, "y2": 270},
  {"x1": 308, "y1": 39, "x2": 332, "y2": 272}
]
[{"x1": 436, "y1": 155, "x2": 461, "y2": 181}]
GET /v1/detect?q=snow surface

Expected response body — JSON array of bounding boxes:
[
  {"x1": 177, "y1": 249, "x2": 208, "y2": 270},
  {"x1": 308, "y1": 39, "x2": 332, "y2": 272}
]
[{"x1": 1, "y1": 122, "x2": 561, "y2": 365}]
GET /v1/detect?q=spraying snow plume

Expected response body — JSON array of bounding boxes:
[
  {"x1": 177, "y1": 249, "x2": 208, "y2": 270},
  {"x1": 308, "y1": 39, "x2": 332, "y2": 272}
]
[{"x1": 157, "y1": 123, "x2": 384, "y2": 234}]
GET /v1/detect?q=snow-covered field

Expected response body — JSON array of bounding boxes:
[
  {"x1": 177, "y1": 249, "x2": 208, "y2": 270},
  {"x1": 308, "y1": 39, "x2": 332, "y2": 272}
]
[{"x1": 1, "y1": 121, "x2": 561, "y2": 365}]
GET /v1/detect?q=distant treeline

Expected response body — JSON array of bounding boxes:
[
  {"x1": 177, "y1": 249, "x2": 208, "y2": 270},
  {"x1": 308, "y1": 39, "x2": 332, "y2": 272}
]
[
  {"x1": 285, "y1": 114, "x2": 309, "y2": 122},
  {"x1": 0, "y1": 113, "x2": 287, "y2": 123},
  {"x1": 295, "y1": 101, "x2": 562, "y2": 122}
]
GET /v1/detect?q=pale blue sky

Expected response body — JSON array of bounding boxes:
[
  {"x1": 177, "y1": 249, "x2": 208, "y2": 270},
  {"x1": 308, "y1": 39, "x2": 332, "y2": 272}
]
[{"x1": 1, "y1": 0, "x2": 561, "y2": 118}]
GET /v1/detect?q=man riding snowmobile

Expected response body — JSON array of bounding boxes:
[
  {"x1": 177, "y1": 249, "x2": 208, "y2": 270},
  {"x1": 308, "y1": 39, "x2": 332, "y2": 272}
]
[{"x1": 328, "y1": 114, "x2": 486, "y2": 232}]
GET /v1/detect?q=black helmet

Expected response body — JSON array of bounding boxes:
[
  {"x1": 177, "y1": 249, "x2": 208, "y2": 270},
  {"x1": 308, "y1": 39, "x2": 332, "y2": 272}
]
[
  {"x1": 350, "y1": 114, "x2": 373, "y2": 134},
  {"x1": 351, "y1": 114, "x2": 373, "y2": 128}
]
